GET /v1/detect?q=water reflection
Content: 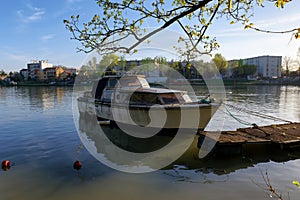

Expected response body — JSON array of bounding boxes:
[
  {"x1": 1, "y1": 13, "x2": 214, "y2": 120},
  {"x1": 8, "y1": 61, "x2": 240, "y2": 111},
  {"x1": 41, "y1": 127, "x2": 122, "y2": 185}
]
[
  {"x1": 78, "y1": 113, "x2": 300, "y2": 175},
  {"x1": 0, "y1": 86, "x2": 71, "y2": 112},
  {"x1": 209, "y1": 85, "x2": 300, "y2": 130},
  {"x1": 279, "y1": 86, "x2": 300, "y2": 121},
  {"x1": 79, "y1": 114, "x2": 177, "y2": 153}
]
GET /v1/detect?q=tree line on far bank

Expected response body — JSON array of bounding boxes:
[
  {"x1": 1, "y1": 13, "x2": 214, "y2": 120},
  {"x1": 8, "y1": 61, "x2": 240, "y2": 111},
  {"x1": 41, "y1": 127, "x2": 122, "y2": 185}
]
[
  {"x1": 2, "y1": 51, "x2": 299, "y2": 85},
  {"x1": 77, "y1": 53, "x2": 258, "y2": 80}
]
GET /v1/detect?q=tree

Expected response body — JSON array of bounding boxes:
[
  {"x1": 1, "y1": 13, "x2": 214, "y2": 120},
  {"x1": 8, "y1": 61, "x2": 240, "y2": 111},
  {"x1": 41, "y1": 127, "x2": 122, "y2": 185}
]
[
  {"x1": 99, "y1": 53, "x2": 119, "y2": 69},
  {"x1": 295, "y1": 47, "x2": 300, "y2": 75},
  {"x1": 64, "y1": 0, "x2": 299, "y2": 57},
  {"x1": 232, "y1": 64, "x2": 256, "y2": 78},
  {"x1": 242, "y1": 64, "x2": 256, "y2": 77},
  {"x1": 140, "y1": 57, "x2": 155, "y2": 75},
  {"x1": 0, "y1": 70, "x2": 7, "y2": 76},
  {"x1": 212, "y1": 53, "x2": 228, "y2": 76},
  {"x1": 119, "y1": 56, "x2": 127, "y2": 73},
  {"x1": 98, "y1": 53, "x2": 119, "y2": 75},
  {"x1": 168, "y1": 61, "x2": 181, "y2": 78},
  {"x1": 12, "y1": 72, "x2": 23, "y2": 82},
  {"x1": 36, "y1": 70, "x2": 44, "y2": 81},
  {"x1": 283, "y1": 56, "x2": 292, "y2": 77},
  {"x1": 232, "y1": 65, "x2": 244, "y2": 78},
  {"x1": 170, "y1": 61, "x2": 181, "y2": 72}
]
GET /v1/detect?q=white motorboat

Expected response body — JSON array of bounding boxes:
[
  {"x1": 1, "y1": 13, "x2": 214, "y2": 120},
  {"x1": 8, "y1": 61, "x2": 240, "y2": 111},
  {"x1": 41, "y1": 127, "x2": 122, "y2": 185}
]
[{"x1": 78, "y1": 75, "x2": 220, "y2": 130}]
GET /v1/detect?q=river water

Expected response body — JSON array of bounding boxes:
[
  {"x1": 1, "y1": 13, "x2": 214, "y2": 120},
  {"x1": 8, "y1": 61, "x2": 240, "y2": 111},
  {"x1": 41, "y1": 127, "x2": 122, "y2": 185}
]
[{"x1": 0, "y1": 85, "x2": 300, "y2": 200}]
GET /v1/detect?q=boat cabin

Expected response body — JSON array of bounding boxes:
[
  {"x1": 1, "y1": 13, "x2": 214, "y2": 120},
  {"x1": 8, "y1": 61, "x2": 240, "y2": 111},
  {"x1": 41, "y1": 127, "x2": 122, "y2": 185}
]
[{"x1": 93, "y1": 75, "x2": 193, "y2": 105}]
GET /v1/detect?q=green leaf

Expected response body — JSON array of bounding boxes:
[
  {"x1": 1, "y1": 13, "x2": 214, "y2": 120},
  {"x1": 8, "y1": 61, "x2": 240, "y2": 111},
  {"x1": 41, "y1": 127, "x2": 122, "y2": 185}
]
[
  {"x1": 139, "y1": 19, "x2": 143, "y2": 25},
  {"x1": 244, "y1": 23, "x2": 254, "y2": 29},
  {"x1": 257, "y1": 0, "x2": 264, "y2": 6},
  {"x1": 292, "y1": 181, "x2": 300, "y2": 188},
  {"x1": 275, "y1": 0, "x2": 289, "y2": 8}
]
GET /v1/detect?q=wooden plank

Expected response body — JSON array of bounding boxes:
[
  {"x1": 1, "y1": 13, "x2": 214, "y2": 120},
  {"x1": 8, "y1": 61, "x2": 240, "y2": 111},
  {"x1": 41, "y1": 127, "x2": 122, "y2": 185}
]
[{"x1": 241, "y1": 128, "x2": 269, "y2": 139}]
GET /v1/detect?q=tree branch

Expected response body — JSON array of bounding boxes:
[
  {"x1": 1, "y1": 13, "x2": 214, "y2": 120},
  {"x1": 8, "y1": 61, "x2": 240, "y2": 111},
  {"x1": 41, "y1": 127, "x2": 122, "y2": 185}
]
[
  {"x1": 64, "y1": 0, "x2": 298, "y2": 56},
  {"x1": 107, "y1": 0, "x2": 214, "y2": 53}
]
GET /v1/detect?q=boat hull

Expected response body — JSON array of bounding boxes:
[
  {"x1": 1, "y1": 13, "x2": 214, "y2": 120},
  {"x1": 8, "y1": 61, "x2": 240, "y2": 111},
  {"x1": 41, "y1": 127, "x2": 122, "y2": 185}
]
[{"x1": 78, "y1": 98, "x2": 219, "y2": 130}]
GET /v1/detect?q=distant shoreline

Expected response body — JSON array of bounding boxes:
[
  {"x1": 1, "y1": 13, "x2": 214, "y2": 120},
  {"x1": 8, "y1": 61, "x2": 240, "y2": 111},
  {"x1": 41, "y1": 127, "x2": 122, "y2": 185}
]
[
  {"x1": 1, "y1": 79, "x2": 300, "y2": 87},
  {"x1": 0, "y1": 83, "x2": 74, "y2": 87}
]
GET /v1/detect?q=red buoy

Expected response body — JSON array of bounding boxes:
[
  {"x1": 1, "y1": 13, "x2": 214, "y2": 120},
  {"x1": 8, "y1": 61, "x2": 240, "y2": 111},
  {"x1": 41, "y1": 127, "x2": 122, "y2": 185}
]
[
  {"x1": 73, "y1": 160, "x2": 82, "y2": 170},
  {"x1": 1, "y1": 160, "x2": 11, "y2": 171}
]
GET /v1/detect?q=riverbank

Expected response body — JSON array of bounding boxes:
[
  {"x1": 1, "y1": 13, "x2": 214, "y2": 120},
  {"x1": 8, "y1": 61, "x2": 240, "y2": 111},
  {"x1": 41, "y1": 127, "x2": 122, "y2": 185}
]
[
  {"x1": 189, "y1": 78, "x2": 300, "y2": 86},
  {"x1": 1, "y1": 78, "x2": 300, "y2": 87}
]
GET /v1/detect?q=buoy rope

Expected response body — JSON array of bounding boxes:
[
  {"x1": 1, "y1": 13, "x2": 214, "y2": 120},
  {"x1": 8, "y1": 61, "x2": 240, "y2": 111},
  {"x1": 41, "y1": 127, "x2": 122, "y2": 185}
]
[
  {"x1": 75, "y1": 143, "x2": 83, "y2": 160},
  {"x1": 224, "y1": 103, "x2": 293, "y2": 124}
]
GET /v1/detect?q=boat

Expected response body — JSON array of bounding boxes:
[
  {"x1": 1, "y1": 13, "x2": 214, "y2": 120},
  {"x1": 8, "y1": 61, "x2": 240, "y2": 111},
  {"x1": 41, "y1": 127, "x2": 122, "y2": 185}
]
[{"x1": 77, "y1": 75, "x2": 220, "y2": 131}]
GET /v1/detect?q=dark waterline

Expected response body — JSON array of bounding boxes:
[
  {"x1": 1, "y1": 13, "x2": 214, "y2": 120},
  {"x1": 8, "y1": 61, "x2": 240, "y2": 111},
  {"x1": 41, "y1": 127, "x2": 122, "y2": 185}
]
[{"x1": 0, "y1": 86, "x2": 300, "y2": 200}]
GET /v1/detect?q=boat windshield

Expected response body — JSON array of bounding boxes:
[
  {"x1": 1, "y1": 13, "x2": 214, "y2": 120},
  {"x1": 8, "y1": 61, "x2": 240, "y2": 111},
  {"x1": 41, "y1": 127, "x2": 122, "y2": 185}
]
[
  {"x1": 159, "y1": 93, "x2": 181, "y2": 104},
  {"x1": 119, "y1": 77, "x2": 140, "y2": 87},
  {"x1": 130, "y1": 93, "x2": 159, "y2": 104},
  {"x1": 118, "y1": 76, "x2": 150, "y2": 88}
]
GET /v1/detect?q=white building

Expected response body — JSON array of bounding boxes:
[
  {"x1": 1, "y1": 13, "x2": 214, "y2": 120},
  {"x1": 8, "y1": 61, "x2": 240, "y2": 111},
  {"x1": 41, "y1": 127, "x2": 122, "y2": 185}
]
[
  {"x1": 27, "y1": 60, "x2": 53, "y2": 79},
  {"x1": 244, "y1": 55, "x2": 282, "y2": 78},
  {"x1": 227, "y1": 56, "x2": 282, "y2": 79}
]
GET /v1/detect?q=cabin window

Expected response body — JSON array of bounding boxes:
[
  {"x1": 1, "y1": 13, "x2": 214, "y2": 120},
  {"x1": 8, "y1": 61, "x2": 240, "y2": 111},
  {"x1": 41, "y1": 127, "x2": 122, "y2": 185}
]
[
  {"x1": 119, "y1": 77, "x2": 141, "y2": 87},
  {"x1": 159, "y1": 93, "x2": 180, "y2": 104},
  {"x1": 108, "y1": 78, "x2": 117, "y2": 88},
  {"x1": 102, "y1": 89, "x2": 113, "y2": 102},
  {"x1": 130, "y1": 93, "x2": 159, "y2": 104}
]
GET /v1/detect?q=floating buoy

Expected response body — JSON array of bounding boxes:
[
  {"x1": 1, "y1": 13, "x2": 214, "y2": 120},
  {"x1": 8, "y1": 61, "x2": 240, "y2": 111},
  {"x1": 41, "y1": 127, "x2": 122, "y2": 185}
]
[
  {"x1": 1, "y1": 160, "x2": 11, "y2": 171},
  {"x1": 73, "y1": 160, "x2": 82, "y2": 170}
]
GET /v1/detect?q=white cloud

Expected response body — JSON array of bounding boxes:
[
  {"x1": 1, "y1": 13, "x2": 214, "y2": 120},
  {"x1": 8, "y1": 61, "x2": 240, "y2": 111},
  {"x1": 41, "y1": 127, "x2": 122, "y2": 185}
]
[
  {"x1": 254, "y1": 13, "x2": 300, "y2": 30},
  {"x1": 27, "y1": 11, "x2": 45, "y2": 21},
  {"x1": 66, "y1": 0, "x2": 82, "y2": 3},
  {"x1": 41, "y1": 34, "x2": 56, "y2": 42},
  {"x1": 17, "y1": 4, "x2": 45, "y2": 24}
]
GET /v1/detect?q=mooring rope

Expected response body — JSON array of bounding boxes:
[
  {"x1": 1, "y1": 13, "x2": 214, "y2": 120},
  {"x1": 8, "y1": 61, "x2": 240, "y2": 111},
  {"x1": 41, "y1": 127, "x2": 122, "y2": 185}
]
[
  {"x1": 224, "y1": 103, "x2": 293, "y2": 125},
  {"x1": 223, "y1": 105, "x2": 258, "y2": 127}
]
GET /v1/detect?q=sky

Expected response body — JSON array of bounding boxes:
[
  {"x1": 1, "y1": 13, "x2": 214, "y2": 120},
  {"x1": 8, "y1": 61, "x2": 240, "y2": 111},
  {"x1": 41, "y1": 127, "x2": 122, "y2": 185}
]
[{"x1": 0, "y1": 0, "x2": 300, "y2": 72}]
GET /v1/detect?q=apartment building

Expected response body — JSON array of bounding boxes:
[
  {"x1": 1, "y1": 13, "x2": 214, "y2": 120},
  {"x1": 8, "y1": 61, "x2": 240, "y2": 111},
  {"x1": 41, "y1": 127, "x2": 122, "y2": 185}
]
[
  {"x1": 244, "y1": 55, "x2": 282, "y2": 78},
  {"x1": 27, "y1": 60, "x2": 53, "y2": 79},
  {"x1": 227, "y1": 56, "x2": 282, "y2": 78}
]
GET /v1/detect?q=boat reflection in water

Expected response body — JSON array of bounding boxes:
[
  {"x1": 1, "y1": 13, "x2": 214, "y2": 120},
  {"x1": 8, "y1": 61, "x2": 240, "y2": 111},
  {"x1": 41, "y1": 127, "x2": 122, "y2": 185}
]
[{"x1": 78, "y1": 113, "x2": 300, "y2": 175}]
